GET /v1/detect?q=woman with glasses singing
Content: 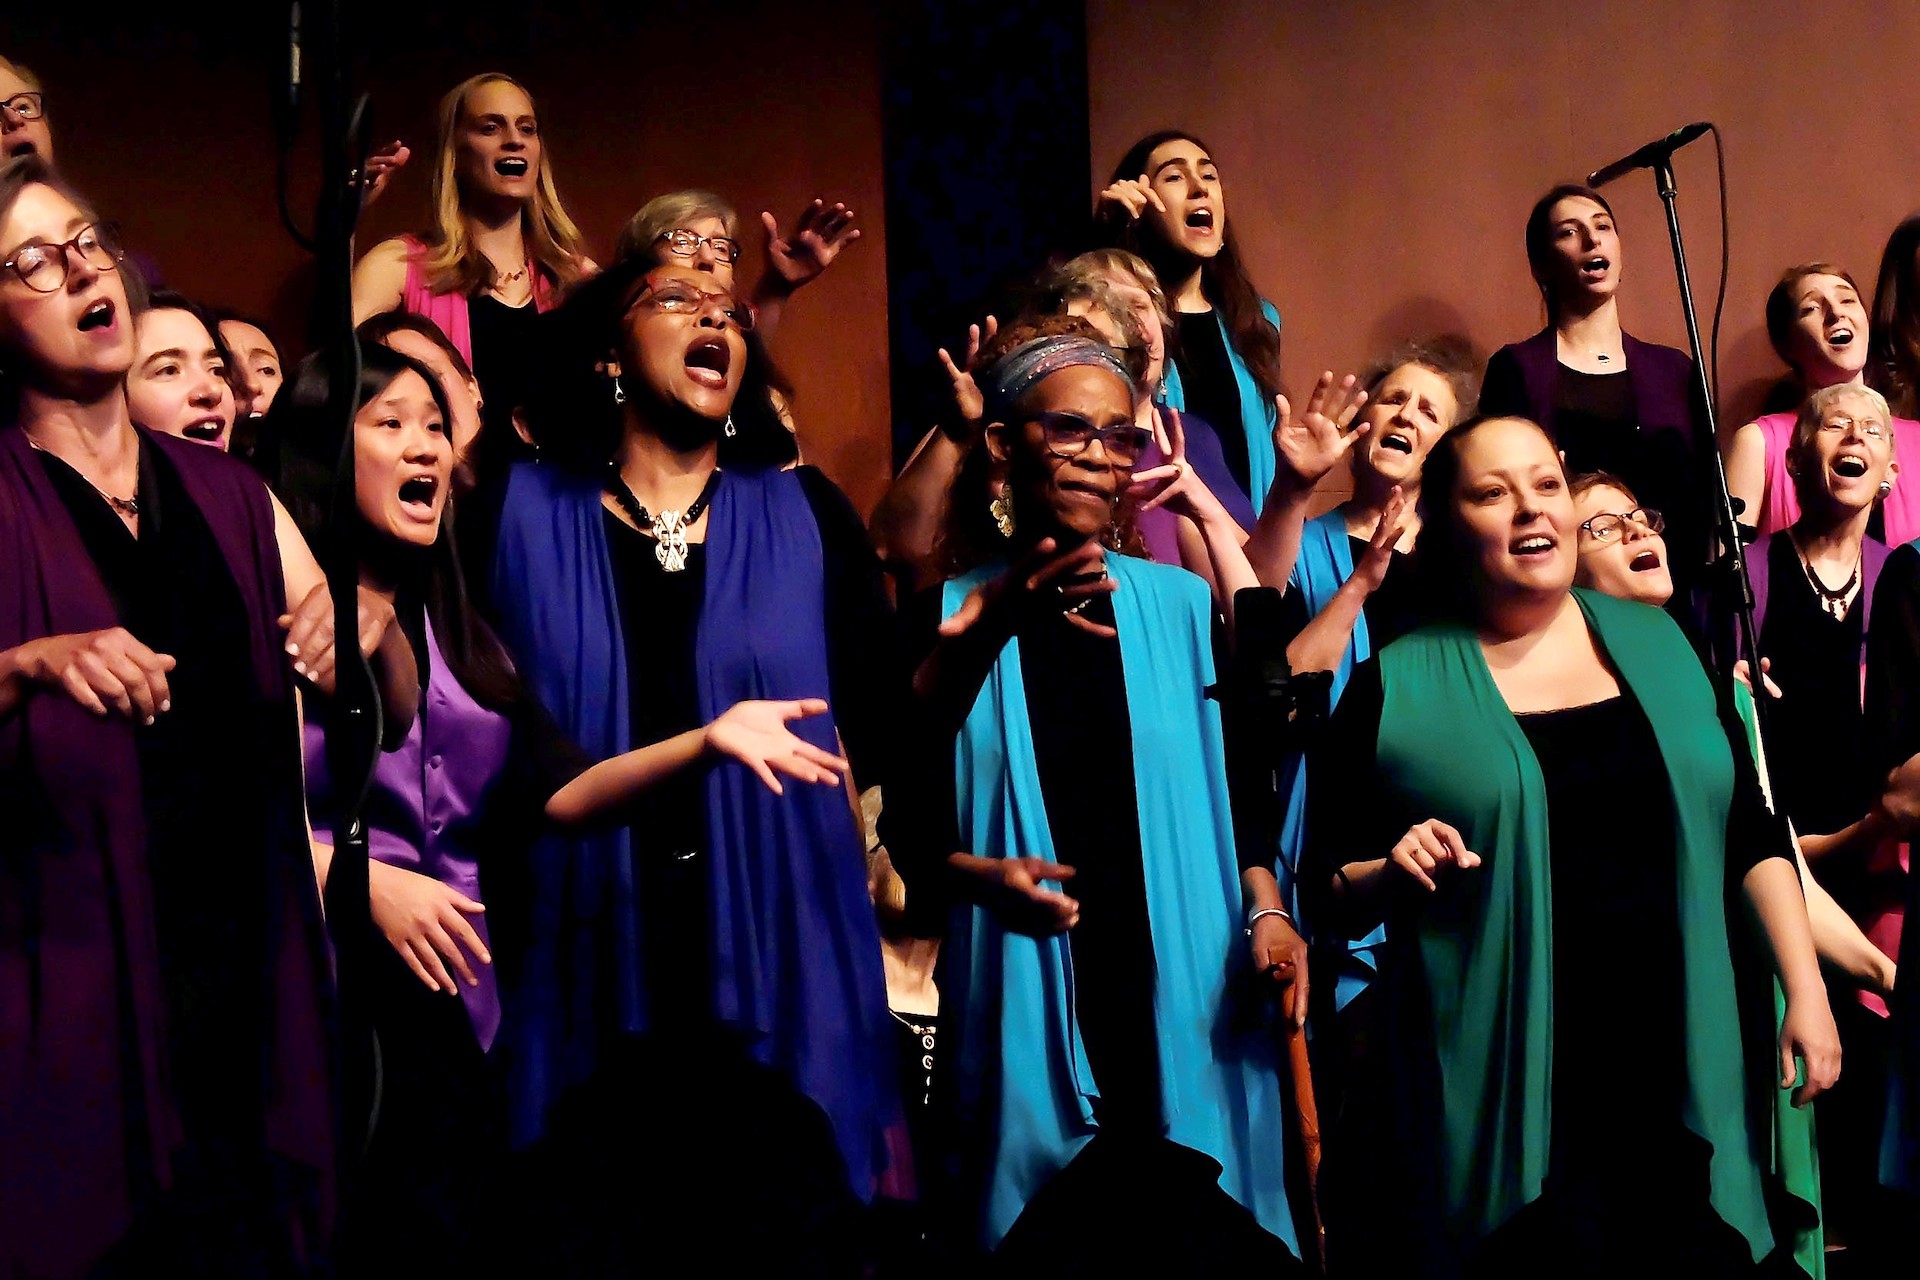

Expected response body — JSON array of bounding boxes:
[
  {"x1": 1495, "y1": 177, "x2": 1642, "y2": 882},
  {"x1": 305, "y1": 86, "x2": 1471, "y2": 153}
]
[
  {"x1": 487, "y1": 257, "x2": 904, "y2": 1266},
  {"x1": 882, "y1": 316, "x2": 1305, "y2": 1272},
  {"x1": 1303, "y1": 414, "x2": 1838, "y2": 1277},
  {"x1": 0, "y1": 156, "x2": 425, "y2": 1275},
  {"x1": 0, "y1": 56, "x2": 50, "y2": 163}
]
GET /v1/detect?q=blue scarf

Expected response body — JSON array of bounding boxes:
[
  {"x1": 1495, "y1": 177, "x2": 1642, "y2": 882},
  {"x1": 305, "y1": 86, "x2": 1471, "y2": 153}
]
[
  {"x1": 1159, "y1": 298, "x2": 1281, "y2": 513},
  {"x1": 940, "y1": 553, "x2": 1295, "y2": 1251},
  {"x1": 1280, "y1": 507, "x2": 1384, "y2": 1010},
  {"x1": 490, "y1": 462, "x2": 900, "y2": 1196}
]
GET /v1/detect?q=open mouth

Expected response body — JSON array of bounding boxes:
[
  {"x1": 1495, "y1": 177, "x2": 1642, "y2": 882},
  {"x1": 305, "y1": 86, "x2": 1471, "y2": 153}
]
[
  {"x1": 1579, "y1": 255, "x2": 1610, "y2": 280},
  {"x1": 181, "y1": 417, "x2": 225, "y2": 443},
  {"x1": 1828, "y1": 326, "x2": 1855, "y2": 348},
  {"x1": 77, "y1": 298, "x2": 115, "y2": 333},
  {"x1": 1378, "y1": 431, "x2": 1413, "y2": 454},
  {"x1": 684, "y1": 336, "x2": 732, "y2": 387},
  {"x1": 1630, "y1": 550, "x2": 1663, "y2": 573},
  {"x1": 1510, "y1": 534, "x2": 1555, "y2": 556},
  {"x1": 1184, "y1": 207, "x2": 1215, "y2": 231},
  {"x1": 494, "y1": 157, "x2": 530, "y2": 178},
  {"x1": 1833, "y1": 454, "x2": 1870, "y2": 478},
  {"x1": 5, "y1": 139, "x2": 35, "y2": 158},
  {"x1": 398, "y1": 474, "x2": 440, "y2": 515}
]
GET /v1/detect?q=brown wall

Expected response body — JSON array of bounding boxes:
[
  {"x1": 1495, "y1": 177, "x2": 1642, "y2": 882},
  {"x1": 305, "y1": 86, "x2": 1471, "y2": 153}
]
[
  {"x1": 1087, "y1": 0, "x2": 1920, "y2": 494},
  {"x1": 16, "y1": 5, "x2": 892, "y2": 512}
]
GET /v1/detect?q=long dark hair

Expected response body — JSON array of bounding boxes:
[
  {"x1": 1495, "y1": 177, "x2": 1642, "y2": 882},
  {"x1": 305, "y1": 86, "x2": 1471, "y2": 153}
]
[
  {"x1": 1412, "y1": 414, "x2": 1564, "y2": 620},
  {"x1": 1870, "y1": 213, "x2": 1920, "y2": 417},
  {"x1": 1523, "y1": 183, "x2": 1615, "y2": 322},
  {"x1": 269, "y1": 343, "x2": 521, "y2": 711},
  {"x1": 1097, "y1": 129, "x2": 1283, "y2": 410},
  {"x1": 520, "y1": 254, "x2": 798, "y2": 474}
]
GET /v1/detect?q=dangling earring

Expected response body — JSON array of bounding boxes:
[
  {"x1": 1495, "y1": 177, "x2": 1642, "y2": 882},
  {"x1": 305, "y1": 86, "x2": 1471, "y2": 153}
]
[
  {"x1": 989, "y1": 486, "x2": 1015, "y2": 539},
  {"x1": 724, "y1": 414, "x2": 738, "y2": 438},
  {"x1": 613, "y1": 376, "x2": 626, "y2": 406}
]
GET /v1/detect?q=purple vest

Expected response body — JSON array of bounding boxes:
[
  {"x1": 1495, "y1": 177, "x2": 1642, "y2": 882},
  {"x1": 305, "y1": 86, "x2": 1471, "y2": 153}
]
[{"x1": 305, "y1": 615, "x2": 512, "y2": 1049}]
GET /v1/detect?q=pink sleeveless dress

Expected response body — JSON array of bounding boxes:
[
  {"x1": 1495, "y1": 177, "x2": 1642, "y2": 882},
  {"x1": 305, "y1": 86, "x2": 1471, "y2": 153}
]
[
  {"x1": 1753, "y1": 410, "x2": 1920, "y2": 546},
  {"x1": 396, "y1": 234, "x2": 558, "y2": 368}
]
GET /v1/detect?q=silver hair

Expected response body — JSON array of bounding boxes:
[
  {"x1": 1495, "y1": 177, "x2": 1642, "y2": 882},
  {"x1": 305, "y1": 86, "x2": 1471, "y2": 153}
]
[{"x1": 1791, "y1": 382, "x2": 1896, "y2": 455}]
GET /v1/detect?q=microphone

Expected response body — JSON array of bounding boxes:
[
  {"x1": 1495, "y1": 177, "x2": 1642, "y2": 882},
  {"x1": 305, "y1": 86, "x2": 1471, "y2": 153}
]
[{"x1": 1587, "y1": 122, "x2": 1711, "y2": 188}]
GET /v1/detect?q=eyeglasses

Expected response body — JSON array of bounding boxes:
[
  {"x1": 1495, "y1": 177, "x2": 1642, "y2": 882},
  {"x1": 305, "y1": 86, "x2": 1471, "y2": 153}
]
[
  {"x1": 2, "y1": 223, "x2": 124, "y2": 294},
  {"x1": 1, "y1": 93, "x2": 43, "y2": 122},
  {"x1": 657, "y1": 229, "x2": 742, "y2": 265},
  {"x1": 1818, "y1": 414, "x2": 1889, "y2": 441},
  {"x1": 633, "y1": 280, "x2": 757, "y2": 332},
  {"x1": 1579, "y1": 507, "x2": 1664, "y2": 542},
  {"x1": 1031, "y1": 411, "x2": 1154, "y2": 464}
]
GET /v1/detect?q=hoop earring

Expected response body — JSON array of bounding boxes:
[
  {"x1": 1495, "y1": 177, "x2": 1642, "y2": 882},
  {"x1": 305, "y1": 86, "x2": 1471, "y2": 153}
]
[
  {"x1": 989, "y1": 486, "x2": 1015, "y2": 539},
  {"x1": 724, "y1": 414, "x2": 738, "y2": 438},
  {"x1": 613, "y1": 376, "x2": 626, "y2": 406}
]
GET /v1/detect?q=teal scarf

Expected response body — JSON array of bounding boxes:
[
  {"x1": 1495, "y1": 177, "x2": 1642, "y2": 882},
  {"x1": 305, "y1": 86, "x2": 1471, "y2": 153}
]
[
  {"x1": 940, "y1": 553, "x2": 1295, "y2": 1252},
  {"x1": 1374, "y1": 589, "x2": 1772, "y2": 1260},
  {"x1": 1159, "y1": 299, "x2": 1282, "y2": 512}
]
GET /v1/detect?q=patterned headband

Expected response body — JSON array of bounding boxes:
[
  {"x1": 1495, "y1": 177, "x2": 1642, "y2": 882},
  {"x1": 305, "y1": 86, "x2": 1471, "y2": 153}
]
[{"x1": 980, "y1": 334, "x2": 1134, "y2": 419}]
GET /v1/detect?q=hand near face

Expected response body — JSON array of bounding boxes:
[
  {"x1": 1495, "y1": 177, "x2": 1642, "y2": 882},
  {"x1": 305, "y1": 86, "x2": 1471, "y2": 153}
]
[
  {"x1": 280, "y1": 583, "x2": 398, "y2": 696},
  {"x1": 1352, "y1": 486, "x2": 1410, "y2": 594},
  {"x1": 1273, "y1": 371, "x2": 1369, "y2": 489},
  {"x1": 15, "y1": 627, "x2": 175, "y2": 723},
  {"x1": 938, "y1": 537, "x2": 1118, "y2": 641},
  {"x1": 369, "y1": 859, "x2": 489, "y2": 994},
  {"x1": 1097, "y1": 174, "x2": 1167, "y2": 222},
  {"x1": 1388, "y1": 818, "x2": 1481, "y2": 891},
  {"x1": 1248, "y1": 911, "x2": 1310, "y2": 1028},
  {"x1": 935, "y1": 315, "x2": 998, "y2": 438},
  {"x1": 704, "y1": 697, "x2": 851, "y2": 796},
  {"x1": 760, "y1": 199, "x2": 861, "y2": 292},
  {"x1": 355, "y1": 140, "x2": 411, "y2": 210}
]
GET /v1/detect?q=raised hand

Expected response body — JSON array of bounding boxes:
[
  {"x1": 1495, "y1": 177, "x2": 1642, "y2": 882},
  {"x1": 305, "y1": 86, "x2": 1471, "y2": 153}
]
[
  {"x1": 354, "y1": 140, "x2": 411, "y2": 210},
  {"x1": 280, "y1": 583, "x2": 399, "y2": 696},
  {"x1": 369, "y1": 859, "x2": 490, "y2": 994},
  {"x1": 760, "y1": 199, "x2": 862, "y2": 292},
  {"x1": 705, "y1": 697, "x2": 852, "y2": 796},
  {"x1": 1273, "y1": 371, "x2": 1370, "y2": 489},
  {"x1": 938, "y1": 537, "x2": 1118, "y2": 640},
  {"x1": 13, "y1": 627, "x2": 175, "y2": 723},
  {"x1": 1097, "y1": 174, "x2": 1167, "y2": 222},
  {"x1": 935, "y1": 315, "x2": 999, "y2": 438},
  {"x1": 1388, "y1": 818, "x2": 1481, "y2": 891},
  {"x1": 1351, "y1": 486, "x2": 1410, "y2": 594}
]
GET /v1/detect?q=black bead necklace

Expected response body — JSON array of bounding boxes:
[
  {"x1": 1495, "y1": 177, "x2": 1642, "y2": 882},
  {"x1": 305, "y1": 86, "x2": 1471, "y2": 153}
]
[{"x1": 605, "y1": 463, "x2": 721, "y2": 572}]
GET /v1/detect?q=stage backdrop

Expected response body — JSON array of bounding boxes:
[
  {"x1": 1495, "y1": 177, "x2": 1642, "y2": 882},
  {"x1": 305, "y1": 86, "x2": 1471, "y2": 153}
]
[
  {"x1": 1087, "y1": 0, "x2": 1920, "y2": 499},
  {"x1": 14, "y1": 1, "x2": 893, "y2": 512}
]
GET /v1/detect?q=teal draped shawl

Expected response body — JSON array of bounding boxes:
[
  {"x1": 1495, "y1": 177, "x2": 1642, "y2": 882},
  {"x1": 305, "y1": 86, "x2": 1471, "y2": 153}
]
[{"x1": 1159, "y1": 299, "x2": 1282, "y2": 513}]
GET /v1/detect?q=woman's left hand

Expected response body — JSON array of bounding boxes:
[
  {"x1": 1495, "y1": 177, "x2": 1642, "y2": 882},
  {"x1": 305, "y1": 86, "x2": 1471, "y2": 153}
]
[
  {"x1": 760, "y1": 199, "x2": 862, "y2": 292},
  {"x1": 1128, "y1": 407, "x2": 1219, "y2": 522},
  {"x1": 280, "y1": 583, "x2": 398, "y2": 696},
  {"x1": 353, "y1": 140, "x2": 411, "y2": 210},
  {"x1": 1779, "y1": 991, "x2": 1842, "y2": 1106},
  {"x1": 1249, "y1": 911, "x2": 1310, "y2": 1028}
]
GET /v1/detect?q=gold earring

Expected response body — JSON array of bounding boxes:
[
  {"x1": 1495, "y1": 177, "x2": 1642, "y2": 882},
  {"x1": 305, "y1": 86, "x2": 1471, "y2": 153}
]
[{"x1": 990, "y1": 486, "x2": 1015, "y2": 539}]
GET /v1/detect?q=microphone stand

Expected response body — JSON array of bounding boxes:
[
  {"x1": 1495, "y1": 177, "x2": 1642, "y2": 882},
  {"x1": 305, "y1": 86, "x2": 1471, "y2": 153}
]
[{"x1": 1645, "y1": 153, "x2": 1771, "y2": 740}]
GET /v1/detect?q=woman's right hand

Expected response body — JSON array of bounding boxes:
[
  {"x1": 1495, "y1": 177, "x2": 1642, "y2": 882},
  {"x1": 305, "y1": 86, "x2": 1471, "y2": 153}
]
[
  {"x1": 1351, "y1": 485, "x2": 1409, "y2": 594},
  {"x1": 982, "y1": 857, "x2": 1081, "y2": 935},
  {"x1": 705, "y1": 698, "x2": 852, "y2": 795},
  {"x1": 14, "y1": 628, "x2": 175, "y2": 723},
  {"x1": 938, "y1": 537, "x2": 1118, "y2": 640},
  {"x1": 1097, "y1": 174, "x2": 1167, "y2": 222},
  {"x1": 368, "y1": 859, "x2": 490, "y2": 994},
  {"x1": 935, "y1": 315, "x2": 998, "y2": 440},
  {"x1": 1273, "y1": 370, "x2": 1370, "y2": 490},
  {"x1": 1389, "y1": 819, "x2": 1481, "y2": 891}
]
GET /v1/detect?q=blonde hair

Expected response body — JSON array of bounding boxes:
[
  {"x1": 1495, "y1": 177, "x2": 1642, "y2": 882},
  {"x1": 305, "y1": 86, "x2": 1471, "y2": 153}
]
[
  {"x1": 1052, "y1": 248, "x2": 1174, "y2": 337},
  {"x1": 0, "y1": 56, "x2": 42, "y2": 92},
  {"x1": 614, "y1": 189, "x2": 738, "y2": 265},
  {"x1": 422, "y1": 73, "x2": 587, "y2": 297}
]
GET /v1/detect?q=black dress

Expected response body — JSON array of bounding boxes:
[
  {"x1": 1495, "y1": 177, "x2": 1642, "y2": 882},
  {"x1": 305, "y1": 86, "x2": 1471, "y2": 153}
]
[
  {"x1": 1308, "y1": 663, "x2": 1785, "y2": 1279},
  {"x1": 1275, "y1": 535, "x2": 1422, "y2": 656},
  {"x1": 1174, "y1": 310, "x2": 1252, "y2": 502},
  {"x1": 40, "y1": 440, "x2": 300, "y2": 1272}
]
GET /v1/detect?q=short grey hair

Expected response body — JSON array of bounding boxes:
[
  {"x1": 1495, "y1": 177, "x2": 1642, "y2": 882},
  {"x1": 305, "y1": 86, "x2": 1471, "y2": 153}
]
[
  {"x1": 1792, "y1": 382, "x2": 1895, "y2": 455},
  {"x1": 613, "y1": 189, "x2": 737, "y2": 265}
]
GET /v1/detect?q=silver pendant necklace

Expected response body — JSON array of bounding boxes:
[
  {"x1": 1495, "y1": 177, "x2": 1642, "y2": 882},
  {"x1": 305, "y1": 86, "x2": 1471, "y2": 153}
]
[{"x1": 606, "y1": 465, "x2": 721, "y2": 572}]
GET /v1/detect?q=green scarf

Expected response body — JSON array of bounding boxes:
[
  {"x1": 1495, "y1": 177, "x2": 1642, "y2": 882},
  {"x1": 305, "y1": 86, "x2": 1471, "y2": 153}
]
[{"x1": 1374, "y1": 588, "x2": 1772, "y2": 1260}]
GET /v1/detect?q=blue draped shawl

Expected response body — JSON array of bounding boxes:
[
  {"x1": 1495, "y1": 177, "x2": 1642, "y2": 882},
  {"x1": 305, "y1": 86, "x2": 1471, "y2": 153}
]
[
  {"x1": 490, "y1": 462, "x2": 900, "y2": 1197},
  {"x1": 939, "y1": 553, "x2": 1296, "y2": 1251},
  {"x1": 1159, "y1": 298, "x2": 1282, "y2": 513}
]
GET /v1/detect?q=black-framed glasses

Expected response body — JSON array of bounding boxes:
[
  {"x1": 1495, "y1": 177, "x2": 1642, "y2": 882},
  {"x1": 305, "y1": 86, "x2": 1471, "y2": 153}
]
[
  {"x1": 1, "y1": 93, "x2": 43, "y2": 121},
  {"x1": 1579, "y1": 506, "x2": 1664, "y2": 543},
  {"x1": 657, "y1": 228, "x2": 742, "y2": 265},
  {"x1": 633, "y1": 280, "x2": 757, "y2": 332},
  {"x1": 1031, "y1": 411, "x2": 1154, "y2": 464},
  {"x1": 2, "y1": 223, "x2": 124, "y2": 294}
]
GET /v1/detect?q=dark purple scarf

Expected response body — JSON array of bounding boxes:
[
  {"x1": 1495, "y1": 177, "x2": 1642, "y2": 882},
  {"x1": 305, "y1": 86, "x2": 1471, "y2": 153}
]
[{"x1": 0, "y1": 426, "x2": 335, "y2": 1277}]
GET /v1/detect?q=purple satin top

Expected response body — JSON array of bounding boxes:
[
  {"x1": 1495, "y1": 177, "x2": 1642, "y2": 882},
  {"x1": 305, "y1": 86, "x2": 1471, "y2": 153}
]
[{"x1": 305, "y1": 614, "x2": 513, "y2": 1049}]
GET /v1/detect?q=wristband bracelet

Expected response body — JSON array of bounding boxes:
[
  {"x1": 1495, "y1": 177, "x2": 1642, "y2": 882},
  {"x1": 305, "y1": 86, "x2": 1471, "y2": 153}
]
[{"x1": 1244, "y1": 906, "x2": 1292, "y2": 937}]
